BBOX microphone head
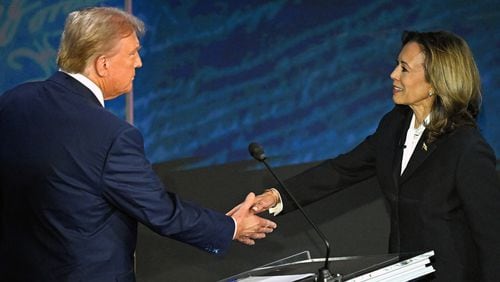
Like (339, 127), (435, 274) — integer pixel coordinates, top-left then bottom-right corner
(248, 142), (266, 161)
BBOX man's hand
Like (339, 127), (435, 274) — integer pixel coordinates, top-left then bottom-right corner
(227, 193), (277, 245)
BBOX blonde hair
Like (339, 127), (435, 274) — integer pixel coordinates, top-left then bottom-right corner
(402, 31), (482, 143)
(57, 7), (145, 73)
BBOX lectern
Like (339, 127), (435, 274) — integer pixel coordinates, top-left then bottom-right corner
(219, 250), (434, 282)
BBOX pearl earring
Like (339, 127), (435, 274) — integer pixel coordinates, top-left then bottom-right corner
(428, 90), (433, 97)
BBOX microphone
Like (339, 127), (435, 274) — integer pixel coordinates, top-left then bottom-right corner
(398, 136), (406, 149)
(248, 142), (342, 282)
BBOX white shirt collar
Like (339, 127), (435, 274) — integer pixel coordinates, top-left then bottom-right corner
(62, 71), (105, 107)
(410, 113), (429, 136)
(401, 113), (431, 175)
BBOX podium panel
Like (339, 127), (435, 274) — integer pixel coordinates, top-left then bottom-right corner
(219, 251), (434, 282)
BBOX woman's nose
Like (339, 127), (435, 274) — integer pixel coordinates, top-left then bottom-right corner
(390, 65), (399, 81)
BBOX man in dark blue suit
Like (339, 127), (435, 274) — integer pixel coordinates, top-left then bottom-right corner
(0, 7), (276, 281)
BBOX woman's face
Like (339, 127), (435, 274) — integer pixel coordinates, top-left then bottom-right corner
(390, 42), (433, 109)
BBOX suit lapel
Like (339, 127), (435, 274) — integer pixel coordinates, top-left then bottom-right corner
(391, 109), (412, 193)
(400, 130), (438, 184)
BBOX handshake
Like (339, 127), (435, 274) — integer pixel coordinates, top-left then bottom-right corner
(227, 189), (281, 245)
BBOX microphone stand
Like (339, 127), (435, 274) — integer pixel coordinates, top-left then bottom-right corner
(245, 141), (341, 281)
(260, 159), (342, 282)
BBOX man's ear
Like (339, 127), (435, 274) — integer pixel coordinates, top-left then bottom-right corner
(95, 55), (108, 77)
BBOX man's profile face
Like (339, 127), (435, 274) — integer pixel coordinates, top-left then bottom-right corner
(102, 32), (142, 100)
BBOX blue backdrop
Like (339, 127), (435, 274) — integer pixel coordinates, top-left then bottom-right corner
(1, 0), (499, 170)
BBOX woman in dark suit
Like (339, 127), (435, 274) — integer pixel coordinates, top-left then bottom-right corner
(252, 31), (500, 281)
